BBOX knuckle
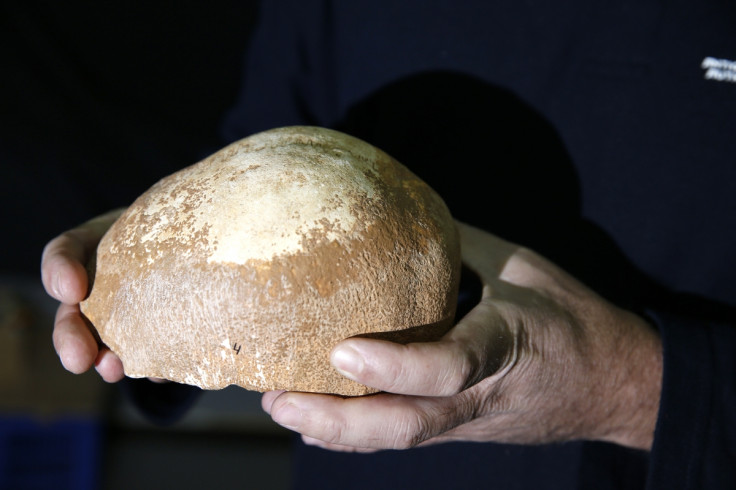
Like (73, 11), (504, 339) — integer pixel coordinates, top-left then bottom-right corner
(434, 369), (466, 396)
(453, 357), (477, 393)
(324, 418), (347, 445)
(369, 344), (421, 394)
(378, 357), (407, 393)
(435, 345), (478, 396)
(387, 343), (475, 397)
(393, 411), (434, 449)
(309, 410), (349, 446)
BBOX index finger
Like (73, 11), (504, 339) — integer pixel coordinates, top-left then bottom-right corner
(266, 389), (473, 450)
(455, 221), (518, 280)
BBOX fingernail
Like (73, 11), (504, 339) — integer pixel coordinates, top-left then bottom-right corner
(331, 345), (364, 380)
(54, 271), (64, 299)
(273, 403), (302, 430)
(58, 342), (70, 370)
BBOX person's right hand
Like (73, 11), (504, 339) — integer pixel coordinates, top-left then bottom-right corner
(41, 208), (127, 382)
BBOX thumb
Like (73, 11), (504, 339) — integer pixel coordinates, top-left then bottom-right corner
(331, 302), (517, 397)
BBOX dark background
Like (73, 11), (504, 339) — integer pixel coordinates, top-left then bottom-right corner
(1, 1), (258, 276)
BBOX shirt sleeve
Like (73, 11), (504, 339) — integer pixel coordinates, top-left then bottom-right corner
(646, 309), (736, 489)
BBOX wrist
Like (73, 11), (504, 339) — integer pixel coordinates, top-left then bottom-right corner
(594, 310), (663, 450)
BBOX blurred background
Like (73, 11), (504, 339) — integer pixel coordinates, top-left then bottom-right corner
(1, 2), (294, 488)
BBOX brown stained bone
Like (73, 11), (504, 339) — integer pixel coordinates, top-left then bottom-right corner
(80, 126), (460, 396)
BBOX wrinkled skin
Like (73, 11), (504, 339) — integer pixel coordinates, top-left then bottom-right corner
(41, 211), (662, 452)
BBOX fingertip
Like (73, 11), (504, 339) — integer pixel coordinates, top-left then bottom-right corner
(41, 230), (92, 304)
(95, 349), (125, 383)
(330, 343), (364, 381)
(261, 390), (287, 414)
(41, 253), (63, 301)
(333, 337), (425, 394)
(44, 254), (88, 304)
(271, 401), (303, 430)
(58, 260), (89, 304)
(332, 337), (473, 397)
(57, 335), (96, 374)
(53, 306), (98, 374)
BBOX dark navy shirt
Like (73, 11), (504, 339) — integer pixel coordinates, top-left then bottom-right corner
(133, 1), (736, 488)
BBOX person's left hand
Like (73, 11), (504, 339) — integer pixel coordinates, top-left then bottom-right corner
(41, 209), (127, 382)
(261, 221), (662, 452)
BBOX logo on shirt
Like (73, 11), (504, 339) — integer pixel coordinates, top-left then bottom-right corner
(702, 57), (736, 83)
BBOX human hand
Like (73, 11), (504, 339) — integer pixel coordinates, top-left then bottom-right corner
(262, 221), (662, 452)
(41, 208), (128, 382)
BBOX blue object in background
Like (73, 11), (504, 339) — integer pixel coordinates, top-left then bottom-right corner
(0, 416), (102, 490)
